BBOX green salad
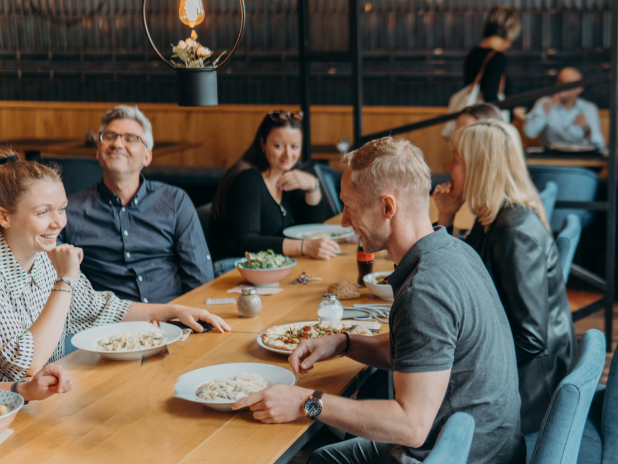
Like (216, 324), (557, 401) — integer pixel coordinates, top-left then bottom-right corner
(239, 250), (295, 269)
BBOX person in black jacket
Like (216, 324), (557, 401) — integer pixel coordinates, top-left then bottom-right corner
(208, 111), (339, 266)
(434, 120), (577, 435)
(464, 6), (521, 104)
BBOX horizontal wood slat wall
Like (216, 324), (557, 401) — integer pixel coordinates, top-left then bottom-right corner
(0, 102), (611, 173)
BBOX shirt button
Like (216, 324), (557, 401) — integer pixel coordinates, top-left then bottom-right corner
(207, 255), (211, 260)
(135, 199), (139, 205)
(109, 201), (112, 205)
(122, 207), (125, 212)
(138, 276), (143, 281)
(124, 230), (128, 236)
(143, 298), (149, 303)
(126, 252), (131, 258)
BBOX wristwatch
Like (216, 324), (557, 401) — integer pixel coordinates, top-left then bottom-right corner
(306, 179), (320, 194)
(303, 390), (324, 420)
(11, 379), (30, 404)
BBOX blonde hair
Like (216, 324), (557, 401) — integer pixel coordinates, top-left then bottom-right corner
(343, 137), (431, 213)
(450, 120), (549, 229)
(482, 6), (522, 41)
(0, 148), (62, 213)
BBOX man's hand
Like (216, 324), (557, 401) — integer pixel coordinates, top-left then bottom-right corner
(573, 113), (590, 134)
(19, 364), (73, 402)
(544, 96), (559, 114)
(513, 107), (527, 122)
(231, 384), (313, 423)
(289, 334), (347, 375)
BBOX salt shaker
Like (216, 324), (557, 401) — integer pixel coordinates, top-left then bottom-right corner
(317, 294), (344, 322)
(237, 288), (262, 318)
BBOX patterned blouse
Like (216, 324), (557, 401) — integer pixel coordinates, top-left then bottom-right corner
(0, 234), (134, 381)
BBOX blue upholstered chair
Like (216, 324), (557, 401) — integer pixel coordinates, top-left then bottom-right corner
(577, 341), (618, 464)
(539, 181), (559, 225)
(424, 412), (475, 464)
(38, 157), (103, 195)
(556, 214), (583, 282)
(528, 166), (598, 233)
(525, 329), (606, 464)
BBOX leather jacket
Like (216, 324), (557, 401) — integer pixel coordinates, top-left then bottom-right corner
(465, 204), (576, 435)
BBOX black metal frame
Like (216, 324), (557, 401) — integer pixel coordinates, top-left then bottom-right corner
(297, 0), (363, 162)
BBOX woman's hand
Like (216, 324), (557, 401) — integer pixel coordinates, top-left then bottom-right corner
(433, 181), (464, 223)
(277, 170), (318, 192)
(19, 363), (73, 401)
(47, 244), (83, 285)
(172, 305), (231, 333)
(302, 239), (340, 260)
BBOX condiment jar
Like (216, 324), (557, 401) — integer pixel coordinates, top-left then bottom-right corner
(317, 294), (344, 322)
(237, 288), (262, 318)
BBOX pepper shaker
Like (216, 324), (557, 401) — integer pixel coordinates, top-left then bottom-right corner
(237, 288), (262, 318)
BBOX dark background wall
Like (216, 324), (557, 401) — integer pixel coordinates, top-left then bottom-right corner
(0, 0), (612, 107)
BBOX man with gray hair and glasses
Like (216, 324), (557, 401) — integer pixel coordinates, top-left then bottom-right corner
(231, 137), (525, 464)
(59, 105), (214, 304)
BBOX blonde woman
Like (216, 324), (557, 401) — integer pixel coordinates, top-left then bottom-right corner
(434, 120), (576, 435)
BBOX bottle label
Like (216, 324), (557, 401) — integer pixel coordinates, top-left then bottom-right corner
(357, 251), (374, 262)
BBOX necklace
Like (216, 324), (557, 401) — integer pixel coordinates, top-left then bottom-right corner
(280, 205), (287, 216)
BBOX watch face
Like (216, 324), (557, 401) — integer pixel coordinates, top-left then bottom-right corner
(304, 398), (322, 417)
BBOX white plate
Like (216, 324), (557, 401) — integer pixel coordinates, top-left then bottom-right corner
(283, 224), (355, 241)
(71, 321), (183, 361)
(174, 363), (296, 411)
(363, 271), (395, 301)
(257, 320), (373, 355)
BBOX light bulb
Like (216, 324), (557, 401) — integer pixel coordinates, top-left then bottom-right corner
(179, 0), (205, 28)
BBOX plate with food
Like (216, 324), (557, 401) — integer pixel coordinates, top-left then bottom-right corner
(235, 250), (297, 287)
(258, 321), (373, 355)
(363, 271), (394, 300)
(0, 391), (24, 434)
(548, 142), (598, 153)
(174, 363), (297, 411)
(71, 321), (183, 361)
(283, 224), (355, 241)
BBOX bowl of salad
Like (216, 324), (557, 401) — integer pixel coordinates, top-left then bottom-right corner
(235, 250), (297, 287)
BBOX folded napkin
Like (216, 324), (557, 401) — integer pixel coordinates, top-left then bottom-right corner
(0, 429), (13, 445)
(227, 285), (284, 295)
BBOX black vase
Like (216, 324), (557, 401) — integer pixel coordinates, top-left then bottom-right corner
(176, 68), (218, 107)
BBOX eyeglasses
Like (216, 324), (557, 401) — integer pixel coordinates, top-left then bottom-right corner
(99, 131), (146, 146)
(269, 110), (304, 122)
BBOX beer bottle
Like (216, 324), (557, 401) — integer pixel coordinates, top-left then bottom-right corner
(357, 240), (374, 286)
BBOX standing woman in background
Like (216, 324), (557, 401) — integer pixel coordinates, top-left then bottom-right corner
(464, 6), (521, 104)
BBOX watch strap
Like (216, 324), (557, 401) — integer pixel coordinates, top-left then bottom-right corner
(306, 178), (320, 193)
(55, 277), (74, 292)
(11, 379), (30, 404)
(312, 390), (324, 400)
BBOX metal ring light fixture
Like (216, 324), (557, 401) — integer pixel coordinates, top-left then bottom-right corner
(142, 0), (246, 106)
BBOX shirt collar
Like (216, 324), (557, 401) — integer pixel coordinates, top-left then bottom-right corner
(0, 232), (47, 295)
(388, 226), (449, 296)
(98, 174), (148, 207)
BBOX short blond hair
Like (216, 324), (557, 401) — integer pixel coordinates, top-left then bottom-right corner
(450, 120), (549, 229)
(343, 137), (431, 213)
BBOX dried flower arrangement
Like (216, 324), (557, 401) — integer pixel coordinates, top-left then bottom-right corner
(171, 30), (226, 68)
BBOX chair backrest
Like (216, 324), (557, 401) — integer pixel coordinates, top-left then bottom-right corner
(38, 157), (103, 196)
(298, 161), (342, 219)
(601, 339), (618, 464)
(528, 166), (598, 233)
(555, 214), (582, 282)
(196, 202), (212, 239)
(530, 329), (606, 464)
(424, 412), (475, 464)
(539, 181), (559, 225)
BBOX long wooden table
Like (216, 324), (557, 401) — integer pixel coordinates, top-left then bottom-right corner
(0, 218), (394, 463)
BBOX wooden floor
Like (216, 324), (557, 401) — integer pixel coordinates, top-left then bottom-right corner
(291, 286), (615, 462)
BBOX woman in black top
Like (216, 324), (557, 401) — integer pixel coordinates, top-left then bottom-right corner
(209, 111), (339, 263)
(434, 120), (576, 435)
(464, 6), (521, 103)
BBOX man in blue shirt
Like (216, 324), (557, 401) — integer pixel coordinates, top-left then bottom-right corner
(514, 67), (605, 148)
(59, 105), (214, 304)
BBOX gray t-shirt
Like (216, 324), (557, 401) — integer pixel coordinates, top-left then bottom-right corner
(387, 227), (525, 464)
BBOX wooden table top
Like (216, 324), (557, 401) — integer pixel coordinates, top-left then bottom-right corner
(0, 217), (393, 464)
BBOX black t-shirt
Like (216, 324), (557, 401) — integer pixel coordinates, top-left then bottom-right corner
(208, 168), (324, 262)
(387, 227), (525, 464)
(463, 46), (507, 103)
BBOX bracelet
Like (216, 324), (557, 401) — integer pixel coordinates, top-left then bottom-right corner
(306, 179), (320, 194)
(51, 288), (72, 294)
(337, 332), (351, 357)
(55, 277), (74, 292)
(300, 240), (305, 256)
(11, 379), (30, 404)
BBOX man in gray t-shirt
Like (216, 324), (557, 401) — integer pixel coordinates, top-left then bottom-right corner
(231, 137), (525, 464)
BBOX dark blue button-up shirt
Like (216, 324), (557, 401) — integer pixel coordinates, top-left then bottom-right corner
(59, 176), (214, 304)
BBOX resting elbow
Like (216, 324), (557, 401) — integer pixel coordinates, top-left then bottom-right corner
(401, 426), (430, 449)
